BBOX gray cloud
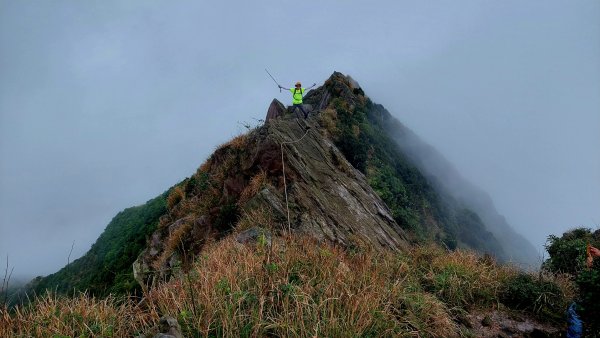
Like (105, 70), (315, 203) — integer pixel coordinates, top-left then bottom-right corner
(1, 0), (599, 278)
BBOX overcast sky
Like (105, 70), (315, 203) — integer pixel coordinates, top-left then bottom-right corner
(1, 1), (599, 279)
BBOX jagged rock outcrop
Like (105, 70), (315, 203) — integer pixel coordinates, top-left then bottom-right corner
(134, 105), (410, 286)
(265, 99), (285, 123)
(262, 116), (409, 250)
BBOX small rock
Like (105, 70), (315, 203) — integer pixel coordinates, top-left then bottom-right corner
(236, 227), (272, 246)
(153, 316), (183, 338)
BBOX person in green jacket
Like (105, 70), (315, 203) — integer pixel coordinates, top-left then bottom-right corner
(279, 81), (316, 119)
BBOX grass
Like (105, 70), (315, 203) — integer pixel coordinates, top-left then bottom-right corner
(166, 185), (185, 210)
(0, 233), (575, 337)
(234, 207), (276, 233)
(238, 170), (267, 206)
(216, 133), (249, 152)
(0, 292), (153, 337)
(416, 245), (510, 308)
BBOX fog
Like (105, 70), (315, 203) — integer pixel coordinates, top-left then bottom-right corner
(1, 1), (599, 279)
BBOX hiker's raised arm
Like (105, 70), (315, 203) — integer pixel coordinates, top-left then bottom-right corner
(279, 85), (290, 91)
(306, 83), (317, 90)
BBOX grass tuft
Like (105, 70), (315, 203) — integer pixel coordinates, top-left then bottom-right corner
(238, 170), (267, 206)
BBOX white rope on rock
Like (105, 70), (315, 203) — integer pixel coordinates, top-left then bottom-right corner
(280, 124), (311, 235)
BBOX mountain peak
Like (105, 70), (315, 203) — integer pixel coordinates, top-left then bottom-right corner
(32, 72), (539, 297)
(134, 99), (411, 285)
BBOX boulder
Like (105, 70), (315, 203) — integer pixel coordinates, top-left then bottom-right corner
(153, 316), (183, 338)
(286, 104), (313, 119)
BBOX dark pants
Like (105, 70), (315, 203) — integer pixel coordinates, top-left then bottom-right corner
(292, 104), (308, 119)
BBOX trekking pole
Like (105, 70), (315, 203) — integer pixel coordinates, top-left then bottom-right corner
(265, 68), (282, 92)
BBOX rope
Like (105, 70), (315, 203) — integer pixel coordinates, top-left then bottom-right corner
(280, 124), (311, 234)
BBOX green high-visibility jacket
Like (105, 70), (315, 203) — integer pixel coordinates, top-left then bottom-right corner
(290, 87), (305, 105)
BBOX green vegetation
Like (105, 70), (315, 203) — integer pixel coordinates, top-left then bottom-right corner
(314, 76), (505, 259)
(1, 234), (573, 337)
(500, 273), (569, 321)
(544, 227), (600, 335)
(31, 192), (169, 298)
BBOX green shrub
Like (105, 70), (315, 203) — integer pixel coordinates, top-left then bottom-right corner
(544, 227), (600, 334)
(500, 273), (567, 322)
(544, 228), (592, 274)
(32, 191), (169, 297)
(576, 268), (600, 328)
(417, 245), (506, 308)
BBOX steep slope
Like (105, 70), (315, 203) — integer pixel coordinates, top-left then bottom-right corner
(30, 192), (168, 297)
(301, 73), (537, 265)
(385, 121), (540, 266)
(303, 73), (506, 258)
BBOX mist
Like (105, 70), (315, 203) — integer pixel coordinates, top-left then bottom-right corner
(1, 1), (599, 280)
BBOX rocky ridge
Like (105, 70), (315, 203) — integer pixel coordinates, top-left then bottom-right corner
(134, 71), (538, 287)
(134, 101), (410, 286)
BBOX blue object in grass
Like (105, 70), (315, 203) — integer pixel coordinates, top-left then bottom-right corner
(566, 302), (583, 338)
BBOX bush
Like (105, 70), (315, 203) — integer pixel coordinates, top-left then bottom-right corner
(500, 273), (569, 322)
(544, 228), (592, 274)
(415, 245), (509, 308)
(544, 227), (600, 333)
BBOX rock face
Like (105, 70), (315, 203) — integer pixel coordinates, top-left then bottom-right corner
(262, 116), (409, 250)
(134, 104), (409, 286)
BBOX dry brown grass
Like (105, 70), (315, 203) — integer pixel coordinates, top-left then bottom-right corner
(543, 271), (577, 301)
(141, 236), (459, 337)
(237, 170), (267, 206)
(216, 133), (248, 152)
(154, 221), (193, 271)
(166, 185), (185, 210)
(319, 107), (338, 136)
(0, 237), (576, 337)
(234, 207), (275, 233)
(394, 291), (458, 336)
(197, 160), (211, 174)
(0, 292), (154, 337)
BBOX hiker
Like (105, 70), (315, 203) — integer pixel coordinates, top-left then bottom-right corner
(279, 81), (316, 119)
